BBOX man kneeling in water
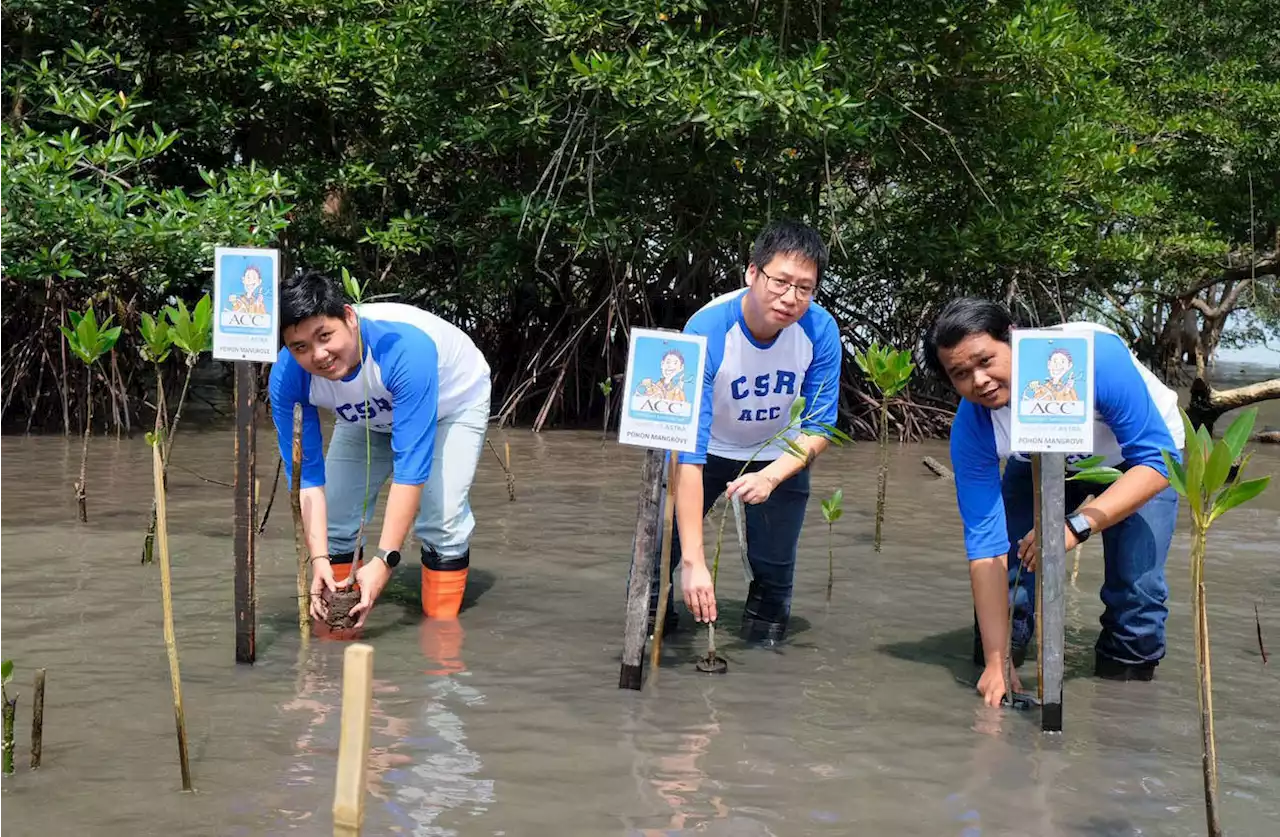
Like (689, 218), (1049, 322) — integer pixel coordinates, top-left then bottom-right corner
(269, 270), (492, 627)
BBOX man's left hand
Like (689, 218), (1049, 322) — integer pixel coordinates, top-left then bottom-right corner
(726, 472), (778, 505)
(1017, 526), (1080, 572)
(343, 558), (394, 629)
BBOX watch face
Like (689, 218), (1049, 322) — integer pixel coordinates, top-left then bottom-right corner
(385, 550), (401, 567)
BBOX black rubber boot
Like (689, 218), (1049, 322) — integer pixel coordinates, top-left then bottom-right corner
(420, 545), (470, 571)
(739, 581), (789, 645)
(972, 613), (1028, 668)
(1094, 652), (1157, 681)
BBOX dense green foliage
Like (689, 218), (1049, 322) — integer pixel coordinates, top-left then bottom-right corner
(3, 1), (1276, 435)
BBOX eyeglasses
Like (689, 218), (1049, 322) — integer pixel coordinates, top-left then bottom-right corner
(759, 268), (817, 301)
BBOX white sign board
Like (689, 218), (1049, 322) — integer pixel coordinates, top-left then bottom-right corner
(1009, 328), (1096, 454)
(617, 327), (708, 454)
(213, 246), (280, 362)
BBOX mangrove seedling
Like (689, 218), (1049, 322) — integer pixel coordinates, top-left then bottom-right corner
(853, 343), (915, 552)
(141, 295), (211, 563)
(2, 660), (15, 776)
(821, 489), (844, 601)
(1161, 406), (1271, 837)
(140, 310), (176, 563)
(699, 388), (852, 672)
(60, 305), (123, 522)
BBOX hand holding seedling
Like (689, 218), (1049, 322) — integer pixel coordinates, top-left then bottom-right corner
(343, 559), (393, 629)
(682, 560), (717, 623)
(725, 471), (778, 505)
(309, 558), (339, 621)
(977, 656), (1023, 707)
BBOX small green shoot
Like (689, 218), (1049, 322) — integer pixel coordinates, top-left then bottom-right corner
(60, 305), (123, 522)
(854, 342), (914, 552)
(821, 489), (844, 601)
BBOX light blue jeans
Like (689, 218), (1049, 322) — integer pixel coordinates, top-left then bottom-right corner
(324, 396), (490, 559)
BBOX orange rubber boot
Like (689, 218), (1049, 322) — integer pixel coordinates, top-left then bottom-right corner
(421, 547), (469, 619)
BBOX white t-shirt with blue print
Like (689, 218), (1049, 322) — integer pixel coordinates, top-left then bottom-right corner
(268, 302), (491, 490)
(681, 288), (843, 465)
(949, 321), (1184, 561)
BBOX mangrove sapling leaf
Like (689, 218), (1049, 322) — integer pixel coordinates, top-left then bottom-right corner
(60, 305), (123, 522)
(821, 489), (844, 601)
(1158, 406), (1271, 837)
(854, 342), (915, 553)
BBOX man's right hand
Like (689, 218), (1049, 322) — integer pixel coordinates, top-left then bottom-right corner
(309, 558), (337, 621)
(681, 558), (717, 623)
(977, 659), (1023, 707)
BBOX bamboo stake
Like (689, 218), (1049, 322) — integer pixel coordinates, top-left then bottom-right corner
(152, 436), (193, 791)
(30, 669), (45, 769)
(1190, 529), (1222, 836)
(649, 453), (678, 670)
(291, 404), (310, 638)
(333, 643), (375, 837)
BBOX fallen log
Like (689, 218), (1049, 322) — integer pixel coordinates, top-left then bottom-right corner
(922, 456), (954, 480)
(1253, 431), (1280, 444)
(1187, 377), (1280, 435)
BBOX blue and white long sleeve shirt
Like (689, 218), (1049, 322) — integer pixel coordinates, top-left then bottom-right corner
(268, 302), (491, 490)
(681, 289), (843, 465)
(950, 322), (1184, 561)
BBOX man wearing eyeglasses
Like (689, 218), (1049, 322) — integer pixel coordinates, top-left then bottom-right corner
(652, 218), (843, 645)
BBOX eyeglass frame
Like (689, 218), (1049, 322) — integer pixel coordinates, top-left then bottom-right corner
(756, 266), (818, 301)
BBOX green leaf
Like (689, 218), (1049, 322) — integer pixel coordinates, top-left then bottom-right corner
(1203, 439), (1234, 495)
(1222, 407), (1258, 462)
(1209, 476), (1270, 523)
(1163, 451), (1187, 498)
(781, 436), (809, 461)
(1, 659), (12, 684)
(1067, 466), (1122, 485)
(788, 397), (806, 424)
(817, 422), (854, 445)
(1071, 455), (1107, 470)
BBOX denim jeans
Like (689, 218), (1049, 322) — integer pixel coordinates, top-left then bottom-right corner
(324, 395), (490, 559)
(648, 453), (812, 627)
(1001, 457), (1179, 665)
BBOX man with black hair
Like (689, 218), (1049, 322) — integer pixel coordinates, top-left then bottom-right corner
(923, 297), (1184, 706)
(655, 218), (844, 644)
(269, 270), (491, 628)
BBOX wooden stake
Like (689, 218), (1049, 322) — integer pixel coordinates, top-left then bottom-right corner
(153, 438), (193, 790)
(30, 669), (45, 770)
(649, 453), (678, 671)
(291, 404), (310, 638)
(233, 362), (258, 664)
(619, 449), (665, 690)
(333, 643), (375, 837)
(1037, 452), (1067, 732)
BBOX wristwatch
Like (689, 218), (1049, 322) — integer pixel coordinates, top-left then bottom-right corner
(1066, 512), (1093, 543)
(372, 547), (401, 568)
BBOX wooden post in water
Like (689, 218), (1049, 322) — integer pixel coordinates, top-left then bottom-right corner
(619, 449), (665, 690)
(333, 643), (375, 837)
(234, 361), (258, 664)
(1037, 452), (1067, 732)
(30, 668), (45, 770)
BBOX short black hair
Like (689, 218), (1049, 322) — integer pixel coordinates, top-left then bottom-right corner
(280, 269), (350, 332)
(750, 218), (828, 282)
(923, 297), (1014, 378)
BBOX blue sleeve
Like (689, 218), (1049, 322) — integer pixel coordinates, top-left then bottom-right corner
(681, 307), (727, 466)
(1094, 332), (1180, 475)
(269, 351), (326, 489)
(799, 312), (842, 432)
(373, 328), (439, 485)
(950, 401), (1009, 561)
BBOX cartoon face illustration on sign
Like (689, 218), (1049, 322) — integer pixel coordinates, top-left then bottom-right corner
(1022, 347), (1080, 403)
(636, 349), (689, 403)
(231, 266), (268, 315)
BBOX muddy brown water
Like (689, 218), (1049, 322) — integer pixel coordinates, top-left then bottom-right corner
(3, 396), (1279, 836)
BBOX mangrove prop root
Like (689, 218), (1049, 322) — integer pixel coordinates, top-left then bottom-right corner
(30, 668), (45, 770)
